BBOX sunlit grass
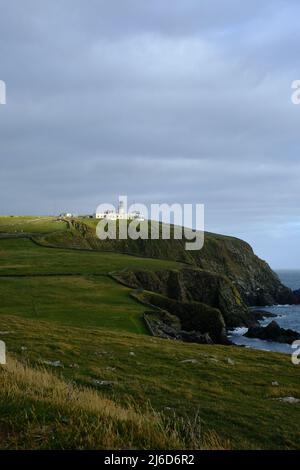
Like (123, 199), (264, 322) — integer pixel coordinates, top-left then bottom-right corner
(0, 356), (228, 450)
(1, 314), (300, 450)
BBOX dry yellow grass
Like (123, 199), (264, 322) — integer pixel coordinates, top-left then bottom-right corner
(0, 356), (229, 450)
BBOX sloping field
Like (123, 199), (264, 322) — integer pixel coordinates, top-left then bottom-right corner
(1, 314), (300, 450)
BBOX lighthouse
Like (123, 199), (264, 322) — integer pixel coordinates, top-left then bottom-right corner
(95, 196), (145, 221)
(118, 199), (125, 216)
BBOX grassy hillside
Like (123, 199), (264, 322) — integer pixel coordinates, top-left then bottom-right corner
(0, 237), (182, 334)
(0, 238), (181, 276)
(0, 276), (149, 333)
(1, 356), (226, 450)
(1, 314), (300, 450)
(0, 216), (299, 449)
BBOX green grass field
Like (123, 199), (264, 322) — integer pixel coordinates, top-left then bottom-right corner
(0, 216), (300, 450)
(0, 216), (68, 233)
(0, 276), (148, 333)
(0, 234), (181, 335)
(0, 238), (181, 275)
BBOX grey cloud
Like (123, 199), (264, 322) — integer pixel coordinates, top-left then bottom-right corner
(0, 0), (300, 267)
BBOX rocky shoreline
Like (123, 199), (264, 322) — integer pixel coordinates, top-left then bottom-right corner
(244, 320), (300, 344)
(113, 268), (300, 346)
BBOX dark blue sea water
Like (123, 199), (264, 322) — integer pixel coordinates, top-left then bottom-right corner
(229, 270), (300, 354)
(276, 269), (300, 291)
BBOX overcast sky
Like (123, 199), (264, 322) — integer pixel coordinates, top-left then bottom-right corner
(0, 0), (300, 268)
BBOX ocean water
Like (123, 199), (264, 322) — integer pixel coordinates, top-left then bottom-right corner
(276, 269), (300, 291)
(229, 270), (300, 354)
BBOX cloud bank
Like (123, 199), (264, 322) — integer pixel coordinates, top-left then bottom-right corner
(0, 0), (300, 267)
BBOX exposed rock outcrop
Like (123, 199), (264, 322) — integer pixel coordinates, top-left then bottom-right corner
(244, 321), (300, 344)
(114, 268), (249, 328)
(142, 291), (227, 342)
(293, 289), (300, 304)
(144, 310), (215, 345)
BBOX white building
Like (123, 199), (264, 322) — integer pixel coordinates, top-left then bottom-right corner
(95, 199), (144, 221)
(59, 212), (73, 218)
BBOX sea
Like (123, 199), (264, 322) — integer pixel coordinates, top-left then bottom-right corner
(228, 270), (300, 354)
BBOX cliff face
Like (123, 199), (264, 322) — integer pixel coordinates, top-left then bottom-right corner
(133, 290), (228, 344)
(191, 233), (294, 306)
(113, 268), (249, 328)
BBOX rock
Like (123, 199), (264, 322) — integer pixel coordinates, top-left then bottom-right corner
(144, 310), (226, 345)
(244, 321), (300, 344)
(275, 396), (300, 404)
(272, 381), (279, 386)
(42, 360), (63, 368)
(118, 268), (249, 329)
(142, 295), (230, 345)
(129, 351), (135, 356)
(251, 309), (277, 321)
(180, 359), (198, 364)
(179, 330), (213, 344)
(293, 289), (300, 304)
(92, 379), (116, 387)
(210, 358), (219, 363)
(227, 358), (235, 365)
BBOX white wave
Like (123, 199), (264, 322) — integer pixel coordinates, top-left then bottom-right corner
(228, 327), (248, 336)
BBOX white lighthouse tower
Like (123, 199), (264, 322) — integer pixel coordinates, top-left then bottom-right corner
(95, 196), (145, 221)
(118, 199), (126, 217)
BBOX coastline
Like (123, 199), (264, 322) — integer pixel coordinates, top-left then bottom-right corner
(229, 304), (300, 354)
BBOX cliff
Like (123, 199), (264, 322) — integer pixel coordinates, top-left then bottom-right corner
(37, 219), (294, 307)
(112, 268), (249, 328)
